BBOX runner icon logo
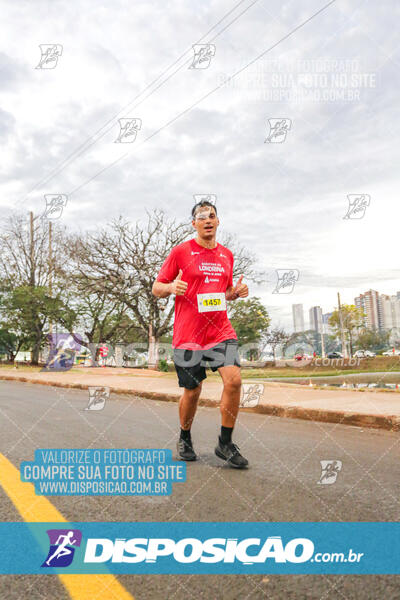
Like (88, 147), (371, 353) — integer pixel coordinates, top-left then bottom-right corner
(85, 387), (110, 411)
(41, 194), (68, 220)
(35, 44), (63, 69)
(42, 333), (82, 372)
(189, 45), (216, 69)
(265, 118), (292, 143)
(114, 118), (142, 143)
(192, 193), (217, 208)
(283, 341), (314, 368)
(42, 529), (82, 567)
(273, 269), (299, 294)
(240, 383), (264, 407)
(343, 194), (370, 219)
(318, 460), (342, 485)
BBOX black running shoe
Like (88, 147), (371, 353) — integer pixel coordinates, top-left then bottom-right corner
(176, 437), (197, 461)
(215, 436), (249, 469)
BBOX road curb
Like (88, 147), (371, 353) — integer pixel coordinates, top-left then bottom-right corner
(2, 374), (400, 432)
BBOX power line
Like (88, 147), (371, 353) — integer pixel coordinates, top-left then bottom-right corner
(17, 0), (259, 204)
(68, 0), (337, 197)
(22, 0), (262, 202)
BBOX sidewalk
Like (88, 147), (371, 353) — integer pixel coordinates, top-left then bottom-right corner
(1, 367), (400, 431)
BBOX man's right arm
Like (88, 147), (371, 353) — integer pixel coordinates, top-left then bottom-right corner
(152, 281), (173, 298)
(152, 269), (188, 298)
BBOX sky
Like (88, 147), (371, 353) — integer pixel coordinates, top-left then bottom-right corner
(1, 0), (399, 330)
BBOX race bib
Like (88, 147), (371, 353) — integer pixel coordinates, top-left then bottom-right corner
(197, 293), (227, 313)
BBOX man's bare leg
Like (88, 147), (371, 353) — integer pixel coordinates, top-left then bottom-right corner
(176, 383), (202, 461)
(179, 383), (202, 430)
(218, 365), (241, 426)
(215, 365), (248, 468)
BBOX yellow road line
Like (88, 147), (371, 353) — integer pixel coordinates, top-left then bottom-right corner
(0, 453), (135, 600)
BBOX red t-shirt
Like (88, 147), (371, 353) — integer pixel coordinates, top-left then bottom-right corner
(156, 239), (237, 349)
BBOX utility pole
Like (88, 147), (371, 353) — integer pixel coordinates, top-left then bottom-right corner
(29, 211), (35, 287)
(321, 323), (326, 358)
(29, 211), (37, 364)
(148, 321), (160, 370)
(148, 322), (155, 369)
(337, 292), (347, 358)
(48, 221), (53, 335)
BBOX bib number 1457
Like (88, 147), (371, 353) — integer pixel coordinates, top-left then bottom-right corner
(197, 293), (227, 313)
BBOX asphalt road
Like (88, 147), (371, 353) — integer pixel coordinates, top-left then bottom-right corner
(0, 380), (400, 599)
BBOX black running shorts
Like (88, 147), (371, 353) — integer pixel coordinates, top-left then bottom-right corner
(173, 338), (241, 389)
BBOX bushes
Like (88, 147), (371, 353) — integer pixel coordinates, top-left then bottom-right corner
(158, 359), (169, 372)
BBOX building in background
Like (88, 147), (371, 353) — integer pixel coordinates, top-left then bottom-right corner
(354, 289), (400, 332)
(380, 294), (394, 330)
(391, 295), (400, 330)
(292, 304), (305, 332)
(287, 290), (400, 337)
(322, 312), (333, 333)
(309, 306), (323, 333)
(355, 290), (381, 329)
(378, 293), (400, 342)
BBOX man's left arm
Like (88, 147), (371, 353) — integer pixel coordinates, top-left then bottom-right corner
(226, 274), (248, 301)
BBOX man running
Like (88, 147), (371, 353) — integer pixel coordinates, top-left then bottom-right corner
(152, 200), (249, 468)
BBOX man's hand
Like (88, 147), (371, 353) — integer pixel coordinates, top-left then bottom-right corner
(169, 269), (188, 296)
(232, 274), (248, 299)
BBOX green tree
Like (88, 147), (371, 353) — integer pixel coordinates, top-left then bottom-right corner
(1, 285), (76, 363)
(229, 297), (270, 359)
(263, 326), (290, 360)
(283, 331), (315, 359)
(0, 214), (72, 364)
(329, 304), (365, 356)
(0, 327), (22, 362)
(356, 328), (390, 353)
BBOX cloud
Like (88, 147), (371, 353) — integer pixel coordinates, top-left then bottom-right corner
(1, 0), (399, 328)
(0, 107), (15, 141)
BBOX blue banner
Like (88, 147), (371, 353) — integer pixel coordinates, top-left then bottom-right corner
(0, 522), (399, 574)
(20, 449), (185, 496)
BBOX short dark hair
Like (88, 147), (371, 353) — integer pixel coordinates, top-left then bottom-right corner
(191, 200), (217, 219)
